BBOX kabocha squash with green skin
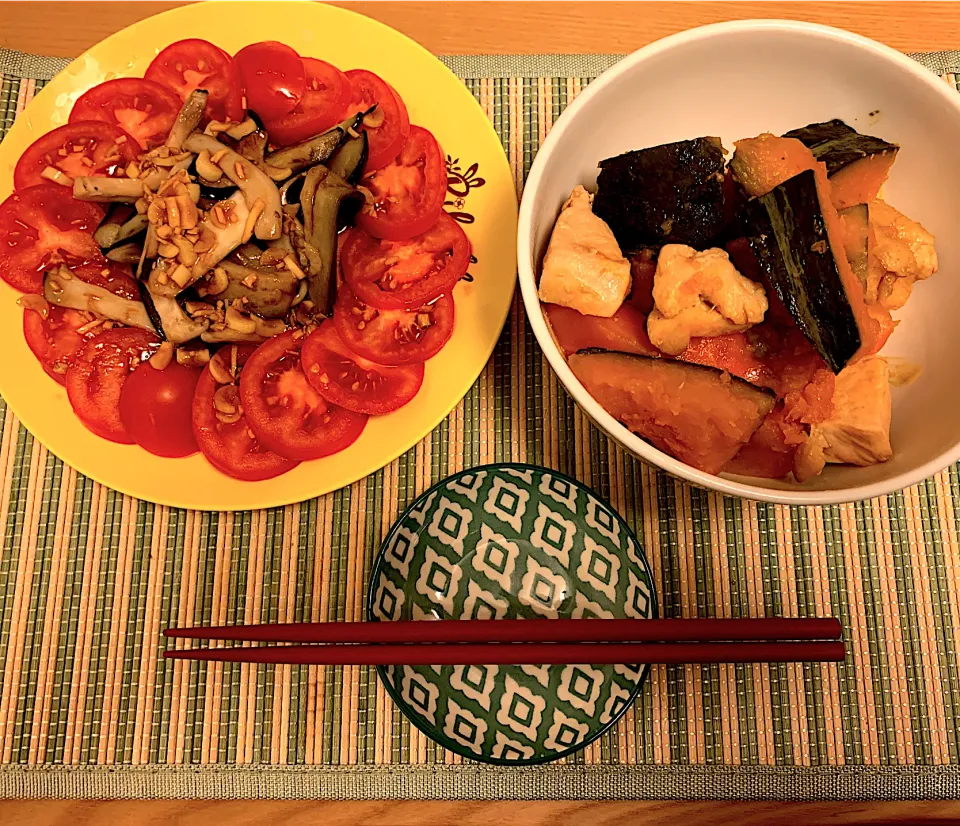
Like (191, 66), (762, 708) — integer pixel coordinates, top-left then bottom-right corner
(783, 119), (899, 210)
(567, 349), (776, 475)
(738, 169), (863, 373)
(839, 204), (871, 290)
(593, 137), (726, 252)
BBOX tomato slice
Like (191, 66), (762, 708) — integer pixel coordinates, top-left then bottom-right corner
(193, 344), (299, 481)
(23, 304), (99, 385)
(343, 69), (410, 171)
(0, 184), (104, 293)
(354, 126), (446, 240)
(13, 121), (138, 191)
(234, 41), (305, 122)
(341, 211), (470, 309)
(238, 330), (367, 460)
(70, 78), (183, 150)
(301, 321), (424, 415)
(65, 327), (160, 444)
(119, 360), (201, 458)
(145, 38), (244, 123)
(264, 58), (350, 146)
(333, 284), (454, 366)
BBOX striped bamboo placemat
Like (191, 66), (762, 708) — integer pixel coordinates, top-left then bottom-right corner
(0, 48), (959, 801)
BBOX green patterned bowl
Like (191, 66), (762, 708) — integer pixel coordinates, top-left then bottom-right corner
(366, 463), (658, 765)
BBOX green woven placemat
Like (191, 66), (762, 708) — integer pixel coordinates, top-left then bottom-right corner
(0, 48), (959, 801)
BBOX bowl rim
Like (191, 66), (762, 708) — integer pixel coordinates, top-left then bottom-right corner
(517, 18), (960, 506)
(365, 461), (660, 766)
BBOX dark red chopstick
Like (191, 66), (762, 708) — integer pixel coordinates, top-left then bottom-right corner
(164, 640), (846, 665)
(163, 617), (842, 645)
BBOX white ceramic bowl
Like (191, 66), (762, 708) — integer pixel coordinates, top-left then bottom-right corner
(518, 20), (960, 505)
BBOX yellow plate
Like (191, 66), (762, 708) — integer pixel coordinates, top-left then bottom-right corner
(0, 1), (518, 511)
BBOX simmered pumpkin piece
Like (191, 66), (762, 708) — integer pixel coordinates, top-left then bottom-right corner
(594, 137), (726, 251)
(568, 350), (775, 474)
(544, 302), (657, 358)
(783, 119), (899, 210)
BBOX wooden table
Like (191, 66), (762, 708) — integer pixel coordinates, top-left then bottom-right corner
(0, 2), (958, 824)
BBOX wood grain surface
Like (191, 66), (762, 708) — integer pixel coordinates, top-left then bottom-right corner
(1, 1), (960, 57)
(2, 800), (960, 825)
(1, 2), (959, 824)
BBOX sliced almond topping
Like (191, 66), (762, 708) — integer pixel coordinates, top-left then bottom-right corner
(149, 341), (174, 370)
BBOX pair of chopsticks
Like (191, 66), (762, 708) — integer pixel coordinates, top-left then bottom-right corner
(164, 617), (845, 664)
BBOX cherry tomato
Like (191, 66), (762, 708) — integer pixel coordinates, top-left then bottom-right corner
(0, 184), (104, 293)
(343, 69), (410, 171)
(145, 39), (244, 123)
(192, 345), (299, 481)
(264, 58), (350, 146)
(65, 327), (160, 444)
(23, 304), (99, 385)
(301, 321), (424, 415)
(70, 78), (183, 150)
(333, 284), (455, 366)
(13, 121), (138, 191)
(234, 41), (306, 122)
(354, 126), (446, 240)
(341, 212), (470, 310)
(239, 330), (367, 460)
(119, 361), (202, 458)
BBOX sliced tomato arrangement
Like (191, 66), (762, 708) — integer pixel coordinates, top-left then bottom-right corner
(265, 58), (351, 147)
(355, 126), (446, 240)
(343, 69), (410, 171)
(0, 184), (104, 293)
(70, 78), (183, 150)
(145, 38), (244, 123)
(13, 121), (138, 191)
(334, 285), (454, 366)
(65, 327), (160, 443)
(302, 322), (424, 415)
(234, 41), (306, 121)
(23, 304), (100, 384)
(119, 361), (202, 457)
(193, 345), (300, 481)
(238, 330), (368, 460)
(342, 211), (470, 309)
(6, 38), (467, 483)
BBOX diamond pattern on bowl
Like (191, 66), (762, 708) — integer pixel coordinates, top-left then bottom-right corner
(368, 463), (657, 765)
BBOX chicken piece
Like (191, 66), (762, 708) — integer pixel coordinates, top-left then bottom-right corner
(646, 244), (768, 356)
(537, 185), (632, 318)
(811, 356), (892, 466)
(867, 200), (938, 312)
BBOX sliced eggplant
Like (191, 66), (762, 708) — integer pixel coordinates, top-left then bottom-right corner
(105, 242), (144, 266)
(236, 111), (268, 165)
(200, 329), (267, 344)
(94, 205), (135, 248)
(263, 112), (363, 177)
(138, 281), (208, 344)
(113, 213), (149, 248)
(183, 132), (282, 240)
(73, 176), (144, 203)
(209, 260), (300, 318)
(166, 90), (208, 151)
(299, 164), (363, 315)
(279, 171), (307, 208)
(43, 266), (155, 332)
(327, 129), (368, 185)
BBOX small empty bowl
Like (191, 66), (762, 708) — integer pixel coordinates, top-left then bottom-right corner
(367, 463), (657, 765)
